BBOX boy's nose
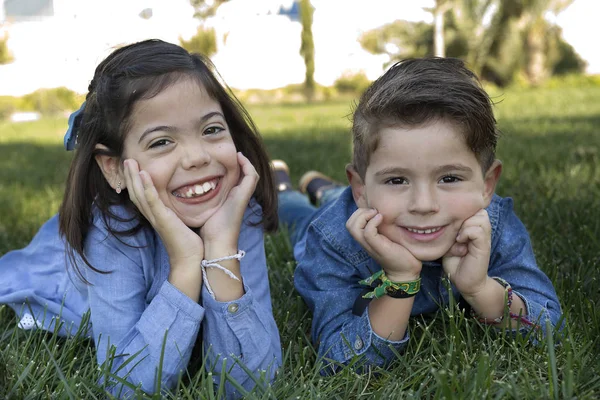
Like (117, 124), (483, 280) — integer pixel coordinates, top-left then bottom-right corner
(408, 186), (439, 214)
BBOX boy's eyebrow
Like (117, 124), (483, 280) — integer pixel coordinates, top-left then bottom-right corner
(374, 167), (410, 177)
(138, 111), (225, 143)
(374, 164), (473, 177)
(432, 164), (474, 174)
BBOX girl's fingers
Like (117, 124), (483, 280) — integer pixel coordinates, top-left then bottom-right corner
(235, 152), (259, 199)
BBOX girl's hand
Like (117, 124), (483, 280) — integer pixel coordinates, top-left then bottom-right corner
(123, 159), (204, 267)
(442, 209), (491, 297)
(200, 152), (259, 251)
(346, 208), (422, 281)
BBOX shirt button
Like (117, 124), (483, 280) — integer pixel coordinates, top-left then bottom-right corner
(354, 337), (364, 350)
(227, 303), (239, 314)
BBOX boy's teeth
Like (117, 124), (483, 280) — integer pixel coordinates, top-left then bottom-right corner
(407, 227), (441, 234)
(194, 184), (205, 195)
(202, 182), (211, 192)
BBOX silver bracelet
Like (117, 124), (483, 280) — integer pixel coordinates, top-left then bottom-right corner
(201, 250), (245, 297)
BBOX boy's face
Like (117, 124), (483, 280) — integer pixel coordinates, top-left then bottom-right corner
(348, 120), (501, 262)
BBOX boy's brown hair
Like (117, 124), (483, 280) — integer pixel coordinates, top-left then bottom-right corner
(351, 57), (499, 179)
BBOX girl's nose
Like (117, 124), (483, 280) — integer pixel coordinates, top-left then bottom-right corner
(181, 140), (211, 169)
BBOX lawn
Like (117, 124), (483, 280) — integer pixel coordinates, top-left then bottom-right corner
(1, 85), (600, 398)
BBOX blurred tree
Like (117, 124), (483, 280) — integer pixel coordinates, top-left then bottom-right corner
(359, 0), (584, 86)
(189, 0), (229, 20)
(184, 0), (230, 58)
(0, 31), (13, 64)
(179, 26), (217, 57)
(299, 0), (315, 102)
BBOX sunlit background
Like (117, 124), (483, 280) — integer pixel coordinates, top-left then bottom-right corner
(0, 0), (598, 97)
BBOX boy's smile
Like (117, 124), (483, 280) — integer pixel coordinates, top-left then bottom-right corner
(350, 119), (500, 261)
(122, 77), (240, 228)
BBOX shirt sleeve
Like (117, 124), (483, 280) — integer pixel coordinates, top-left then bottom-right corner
(84, 226), (205, 397)
(294, 223), (408, 373)
(200, 217), (282, 397)
(488, 197), (563, 338)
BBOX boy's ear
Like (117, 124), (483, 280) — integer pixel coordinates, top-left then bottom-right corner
(482, 159), (502, 206)
(346, 164), (368, 208)
(94, 144), (125, 192)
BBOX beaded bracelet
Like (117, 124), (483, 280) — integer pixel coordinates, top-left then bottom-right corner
(471, 276), (538, 328)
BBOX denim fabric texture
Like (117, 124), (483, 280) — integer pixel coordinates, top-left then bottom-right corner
(280, 186), (562, 370)
(0, 199), (281, 398)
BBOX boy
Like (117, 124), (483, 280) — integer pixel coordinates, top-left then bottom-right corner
(273, 57), (562, 370)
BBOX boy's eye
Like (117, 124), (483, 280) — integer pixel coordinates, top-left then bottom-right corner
(439, 175), (461, 184)
(149, 139), (171, 148)
(204, 126), (225, 135)
(385, 177), (408, 185)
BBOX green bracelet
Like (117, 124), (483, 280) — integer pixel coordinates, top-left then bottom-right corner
(359, 270), (421, 299)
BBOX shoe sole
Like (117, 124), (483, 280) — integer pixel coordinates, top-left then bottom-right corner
(299, 171), (337, 194)
(272, 159), (290, 174)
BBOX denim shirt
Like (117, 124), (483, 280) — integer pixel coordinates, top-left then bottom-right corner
(293, 187), (562, 368)
(0, 200), (281, 398)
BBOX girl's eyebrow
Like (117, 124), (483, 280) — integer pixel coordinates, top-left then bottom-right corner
(137, 111), (225, 143)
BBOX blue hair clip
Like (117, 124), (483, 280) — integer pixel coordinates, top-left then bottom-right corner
(64, 101), (86, 151)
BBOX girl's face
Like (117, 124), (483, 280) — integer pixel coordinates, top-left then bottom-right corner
(122, 78), (240, 228)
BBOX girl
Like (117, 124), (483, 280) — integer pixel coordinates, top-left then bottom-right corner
(0, 39), (281, 397)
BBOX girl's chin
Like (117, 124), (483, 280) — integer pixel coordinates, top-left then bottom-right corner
(178, 208), (219, 229)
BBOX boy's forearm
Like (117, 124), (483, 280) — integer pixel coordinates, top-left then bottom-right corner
(462, 277), (527, 328)
(368, 295), (415, 341)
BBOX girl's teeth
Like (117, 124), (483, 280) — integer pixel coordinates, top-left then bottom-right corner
(176, 180), (217, 198)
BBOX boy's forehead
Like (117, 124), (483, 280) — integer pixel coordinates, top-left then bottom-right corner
(369, 121), (480, 167)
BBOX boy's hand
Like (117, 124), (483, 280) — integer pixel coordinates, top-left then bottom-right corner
(123, 159), (204, 268)
(346, 208), (422, 281)
(442, 209), (491, 297)
(200, 152), (258, 252)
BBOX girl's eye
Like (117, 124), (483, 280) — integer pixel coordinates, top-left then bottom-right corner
(149, 139), (171, 149)
(204, 126), (225, 136)
(440, 175), (461, 184)
(386, 177), (408, 185)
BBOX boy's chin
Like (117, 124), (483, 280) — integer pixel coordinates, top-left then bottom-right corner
(407, 245), (453, 263)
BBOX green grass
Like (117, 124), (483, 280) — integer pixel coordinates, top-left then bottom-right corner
(1, 87), (600, 398)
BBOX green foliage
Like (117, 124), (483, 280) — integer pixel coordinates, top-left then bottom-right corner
(0, 96), (19, 120)
(299, 0), (315, 102)
(20, 87), (79, 116)
(333, 71), (371, 95)
(179, 25), (217, 58)
(2, 86), (600, 397)
(359, 20), (433, 62)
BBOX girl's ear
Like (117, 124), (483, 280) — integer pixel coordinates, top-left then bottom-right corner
(94, 144), (125, 192)
(346, 164), (368, 208)
(483, 159), (502, 206)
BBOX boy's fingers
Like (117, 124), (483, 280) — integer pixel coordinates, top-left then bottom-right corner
(446, 242), (468, 257)
(346, 208), (377, 231)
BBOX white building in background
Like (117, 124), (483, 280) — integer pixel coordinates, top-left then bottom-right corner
(0, 0), (598, 96)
